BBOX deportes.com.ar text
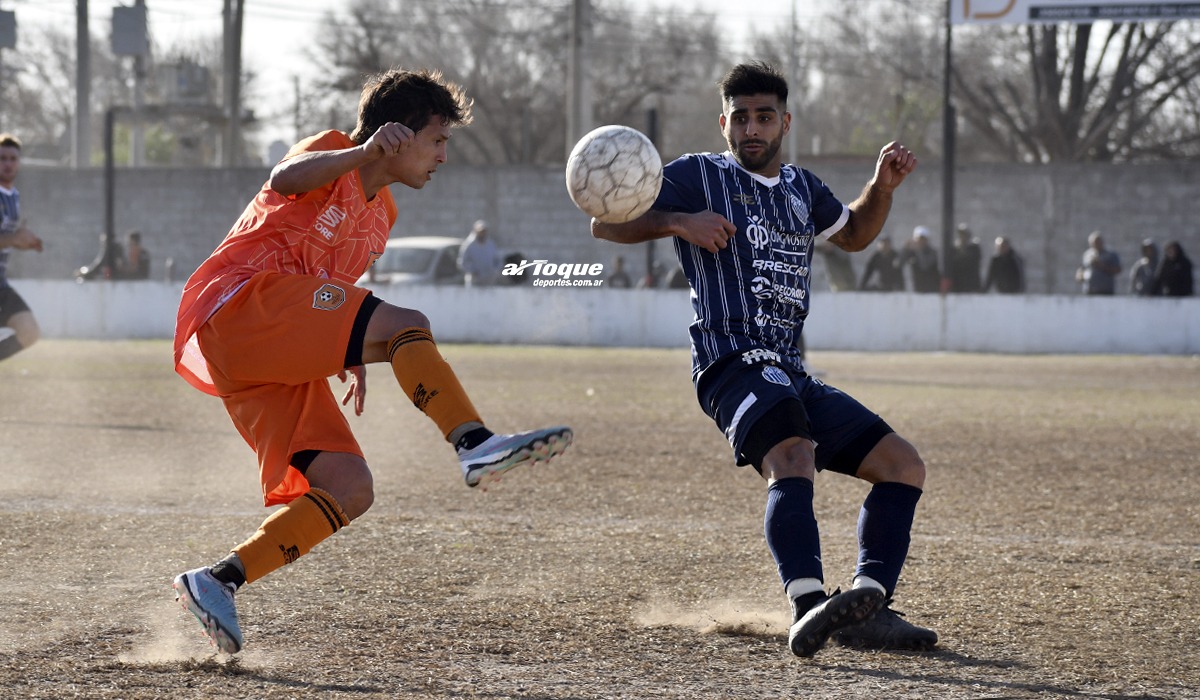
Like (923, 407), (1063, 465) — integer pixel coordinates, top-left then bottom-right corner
(532, 278), (606, 287)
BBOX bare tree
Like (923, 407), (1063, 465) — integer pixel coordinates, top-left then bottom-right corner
(954, 21), (1200, 162)
(307, 0), (729, 165)
(1, 24), (125, 163)
(775, 0), (1200, 163)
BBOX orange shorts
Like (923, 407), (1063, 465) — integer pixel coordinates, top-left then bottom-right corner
(198, 271), (374, 507)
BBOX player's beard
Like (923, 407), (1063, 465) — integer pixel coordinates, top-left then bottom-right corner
(729, 132), (783, 173)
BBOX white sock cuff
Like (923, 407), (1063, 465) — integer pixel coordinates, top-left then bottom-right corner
(852, 575), (887, 595)
(785, 577), (825, 600)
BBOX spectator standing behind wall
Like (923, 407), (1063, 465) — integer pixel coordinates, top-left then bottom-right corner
(117, 230), (151, 280)
(982, 237), (1025, 294)
(605, 254), (632, 288)
(901, 226), (940, 293)
(1076, 230), (1121, 295)
(815, 239), (856, 291)
(457, 219), (503, 286)
(1151, 241), (1194, 297)
(947, 223), (982, 293)
(1129, 238), (1158, 296)
(859, 235), (904, 291)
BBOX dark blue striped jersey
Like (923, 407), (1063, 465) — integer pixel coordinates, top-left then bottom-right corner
(653, 152), (849, 378)
(0, 185), (19, 288)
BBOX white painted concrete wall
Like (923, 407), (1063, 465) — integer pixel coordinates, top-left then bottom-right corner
(14, 280), (1200, 355)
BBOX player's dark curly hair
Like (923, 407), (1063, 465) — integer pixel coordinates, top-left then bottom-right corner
(718, 61), (788, 109)
(350, 68), (474, 144)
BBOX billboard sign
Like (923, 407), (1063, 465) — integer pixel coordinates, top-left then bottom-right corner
(951, 0), (1200, 24)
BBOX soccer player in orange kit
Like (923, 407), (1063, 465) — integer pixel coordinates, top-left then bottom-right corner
(172, 68), (571, 654)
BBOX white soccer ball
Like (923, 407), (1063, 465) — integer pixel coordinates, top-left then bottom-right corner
(565, 125), (663, 224)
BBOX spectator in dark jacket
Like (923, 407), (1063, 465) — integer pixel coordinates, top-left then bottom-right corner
(859, 236), (905, 291)
(947, 223), (982, 293)
(982, 237), (1025, 294)
(1151, 241), (1193, 297)
(901, 226), (941, 293)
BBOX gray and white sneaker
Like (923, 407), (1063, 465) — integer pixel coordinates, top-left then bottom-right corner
(833, 600), (938, 651)
(458, 426), (573, 489)
(173, 567), (244, 654)
(788, 587), (884, 657)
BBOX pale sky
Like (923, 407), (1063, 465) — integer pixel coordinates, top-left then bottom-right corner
(10, 0), (805, 151)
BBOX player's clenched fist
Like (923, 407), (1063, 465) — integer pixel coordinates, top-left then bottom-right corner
(365, 122), (415, 158)
(872, 141), (917, 193)
(680, 210), (738, 254)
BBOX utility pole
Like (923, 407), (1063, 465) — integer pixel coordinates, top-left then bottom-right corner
(787, 0), (798, 164)
(131, 0), (146, 166)
(0, 4), (14, 118)
(74, 0), (91, 168)
(940, 0), (956, 293)
(222, 0), (244, 166)
(565, 0), (593, 157)
(113, 0), (149, 166)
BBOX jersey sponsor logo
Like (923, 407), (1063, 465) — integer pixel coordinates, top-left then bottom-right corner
(744, 215), (772, 249)
(772, 283), (808, 306)
(313, 283), (346, 310)
(773, 231), (812, 250)
(750, 276), (774, 300)
(740, 348), (782, 365)
(754, 309), (799, 330)
(752, 259), (810, 277)
(762, 365), (792, 387)
(751, 277), (804, 306)
(314, 204), (348, 241)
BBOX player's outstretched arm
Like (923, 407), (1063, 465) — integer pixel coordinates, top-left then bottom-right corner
(833, 141), (917, 252)
(592, 210), (735, 254)
(0, 226), (43, 252)
(269, 122), (415, 197)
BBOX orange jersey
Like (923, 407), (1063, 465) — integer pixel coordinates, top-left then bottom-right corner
(174, 130), (397, 394)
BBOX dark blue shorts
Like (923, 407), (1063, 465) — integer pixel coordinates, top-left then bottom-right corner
(0, 286), (31, 326)
(696, 349), (892, 475)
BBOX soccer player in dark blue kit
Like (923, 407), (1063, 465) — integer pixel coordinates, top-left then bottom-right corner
(592, 62), (936, 657)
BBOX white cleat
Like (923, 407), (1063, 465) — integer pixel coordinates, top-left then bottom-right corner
(173, 567), (244, 654)
(458, 426), (573, 489)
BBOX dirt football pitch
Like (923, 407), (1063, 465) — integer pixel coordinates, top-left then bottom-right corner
(1, 340), (1197, 699)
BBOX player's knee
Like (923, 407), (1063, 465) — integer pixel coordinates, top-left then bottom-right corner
(12, 313), (38, 348)
(19, 324), (39, 348)
(372, 303), (430, 335)
(860, 437), (925, 488)
(305, 454), (375, 520)
(343, 481), (375, 520)
(760, 438), (816, 481)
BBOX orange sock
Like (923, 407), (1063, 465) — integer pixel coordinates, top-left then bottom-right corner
(387, 327), (483, 440)
(233, 488), (349, 584)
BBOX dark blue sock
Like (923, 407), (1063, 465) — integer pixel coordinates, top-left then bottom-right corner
(855, 482), (923, 596)
(764, 477), (823, 589)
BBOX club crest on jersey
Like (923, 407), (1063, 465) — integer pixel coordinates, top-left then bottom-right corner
(789, 193), (810, 226)
(762, 365), (791, 387)
(313, 283), (346, 311)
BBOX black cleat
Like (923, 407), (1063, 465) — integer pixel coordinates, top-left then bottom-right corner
(833, 600), (938, 651)
(788, 587), (885, 658)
